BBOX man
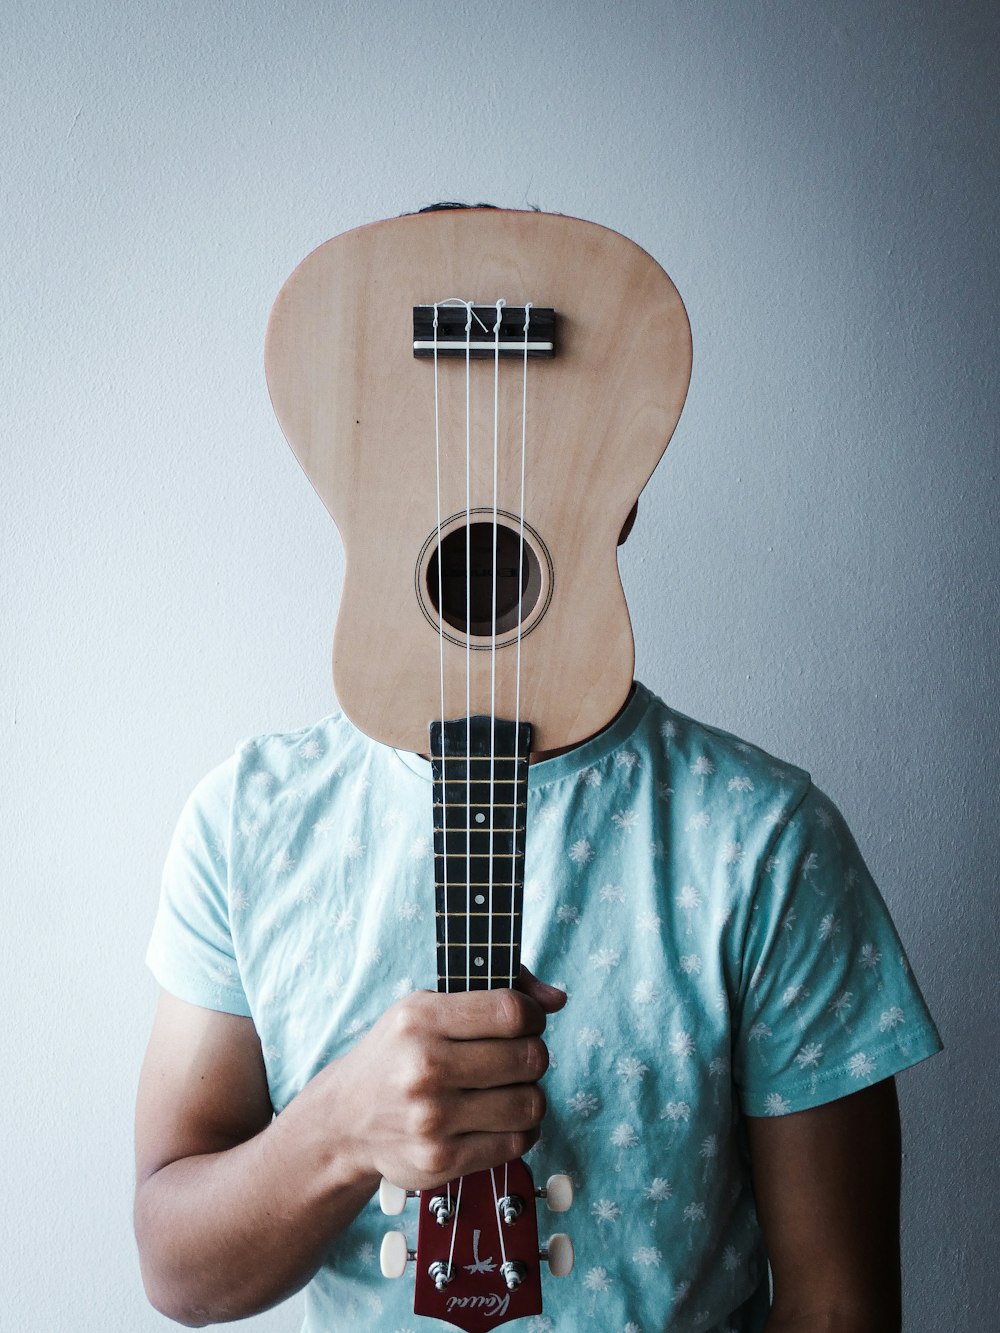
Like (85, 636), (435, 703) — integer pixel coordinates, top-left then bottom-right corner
(136, 206), (940, 1331)
(136, 670), (940, 1332)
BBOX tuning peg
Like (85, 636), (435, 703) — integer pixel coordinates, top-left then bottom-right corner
(378, 1178), (414, 1215)
(541, 1173), (574, 1212)
(542, 1232), (574, 1277)
(379, 1231), (414, 1279)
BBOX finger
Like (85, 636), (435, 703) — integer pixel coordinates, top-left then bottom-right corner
(450, 1084), (547, 1137)
(517, 965), (567, 1013)
(441, 1035), (549, 1091)
(425, 987), (548, 1040)
(443, 1127), (542, 1180)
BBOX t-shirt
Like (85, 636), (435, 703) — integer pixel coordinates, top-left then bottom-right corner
(147, 682), (942, 1333)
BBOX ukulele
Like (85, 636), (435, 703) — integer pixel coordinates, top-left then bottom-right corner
(264, 207), (692, 1330)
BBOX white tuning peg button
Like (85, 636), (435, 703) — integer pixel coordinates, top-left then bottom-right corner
(379, 1231), (411, 1279)
(379, 1178), (408, 1216)
(545, 1173), (574, 1212)
(544, 1233), (574, 1278)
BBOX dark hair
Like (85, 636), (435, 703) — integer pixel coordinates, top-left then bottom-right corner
(416, 201), (499, 213)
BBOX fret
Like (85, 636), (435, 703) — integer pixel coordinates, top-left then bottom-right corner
(437, 911), (525, 922)
(434, 801), (525, 809)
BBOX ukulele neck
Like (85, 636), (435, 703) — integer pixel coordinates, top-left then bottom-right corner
(429, 716), (532, 994)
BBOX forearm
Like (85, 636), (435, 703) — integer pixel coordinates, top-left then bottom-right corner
(764, 1307), (900, 1333)
(135, 1073), (379, 1326)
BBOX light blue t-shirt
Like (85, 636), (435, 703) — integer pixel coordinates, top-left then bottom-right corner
(147, 682), (942, 1332)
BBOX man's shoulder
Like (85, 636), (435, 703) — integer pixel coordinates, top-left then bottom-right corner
(188, 709), (374, 817)
(637, 685), (810, 786)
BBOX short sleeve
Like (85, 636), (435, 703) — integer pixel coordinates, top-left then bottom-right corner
(145, 757), (252, 1017)
(732, 783), (942, 1116)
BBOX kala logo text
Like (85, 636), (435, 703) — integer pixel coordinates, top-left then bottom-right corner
(445, 1290), (511, 1319)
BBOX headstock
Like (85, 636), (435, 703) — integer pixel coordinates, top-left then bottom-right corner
(380, 1161), (574, 1332)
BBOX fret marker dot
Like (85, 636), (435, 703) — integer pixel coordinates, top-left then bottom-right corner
(475, 956), (485, 967)
(475, 894), (485, 904)
(475, 813), (485, 823)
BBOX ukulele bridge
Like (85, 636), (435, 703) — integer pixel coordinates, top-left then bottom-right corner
(413, 306), (555, 357)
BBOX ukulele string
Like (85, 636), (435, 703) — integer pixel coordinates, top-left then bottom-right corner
(512, 302), (532, 993)
(490, 1165), (511, 1271)
(489, 299), (505, 999)
(446, 1173), (464, 1279)
(432, 303), (448, 1001)
(431, 301), (454, 1218)
(464, 299), (473, 1001)
(506, 300), (532, 1210)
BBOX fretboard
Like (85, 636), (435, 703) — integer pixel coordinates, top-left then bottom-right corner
(429, 715), (532, 993)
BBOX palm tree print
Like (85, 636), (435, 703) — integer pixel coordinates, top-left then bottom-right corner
(848, 1051), (876, 1079)
(801, 851), (824, 894)
(632, 1245), (662, 1268)
(599, 883), (625, 905)
(616, 1056), (649, 1099)
(610, 1122), (639, 1172)
(723, 1245), (741, 1276)
(829, 990), (854, 1033)
(699, 1134), (718, 1181)
(567, 1089), (601, 1119)
(818, 913), (840, 949)
(577, 1027), (605, 1074)
(590, 1198), (621, 1246)
(590, 947), (621, 974)
(669, 1031), (695, 1059)
(659, 1100), (691, 1128)
(709, 1055), (727, 1104)
(860, 943), (883, 986)
(676, 884), (702, 933)
(794, 1042), (823, 1094)
(645, 1176), (673, 1224)
(612, 809), (639, 832)
(633, 980), (659, 1007)
(728, 776), (754, 793)
(781, 983), (811, 1030)
(679, 954), (702, 977)
(691, 755), (714, 794)
(764, 1092), (792, 1115)
(569, 839), (594, 865)
(879, 1006), (908, 1052)
(686, 811), (710, 832)
(583, 1266), (611, 1315)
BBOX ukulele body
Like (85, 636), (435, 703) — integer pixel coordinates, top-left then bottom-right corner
(265, 208), (692, 756)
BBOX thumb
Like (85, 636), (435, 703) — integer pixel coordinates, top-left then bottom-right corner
(517, 964), (567, 1014)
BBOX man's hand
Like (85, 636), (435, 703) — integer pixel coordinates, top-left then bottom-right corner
(322, 967), (567, 1190)
(134, 968), (564, 1325)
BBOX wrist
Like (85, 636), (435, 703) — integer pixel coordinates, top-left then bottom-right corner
(273, 1056), (382, 1210)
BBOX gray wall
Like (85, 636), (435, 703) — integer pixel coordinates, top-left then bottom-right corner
(3, 1), (996, 1327)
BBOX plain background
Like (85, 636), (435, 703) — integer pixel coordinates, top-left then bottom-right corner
(3, 1), (997, 1328)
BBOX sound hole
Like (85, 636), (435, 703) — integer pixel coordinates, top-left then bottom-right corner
(426, 522), (542, 637)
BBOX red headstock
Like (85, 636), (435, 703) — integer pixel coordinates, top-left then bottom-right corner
(381, 1160), (573, 1332)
